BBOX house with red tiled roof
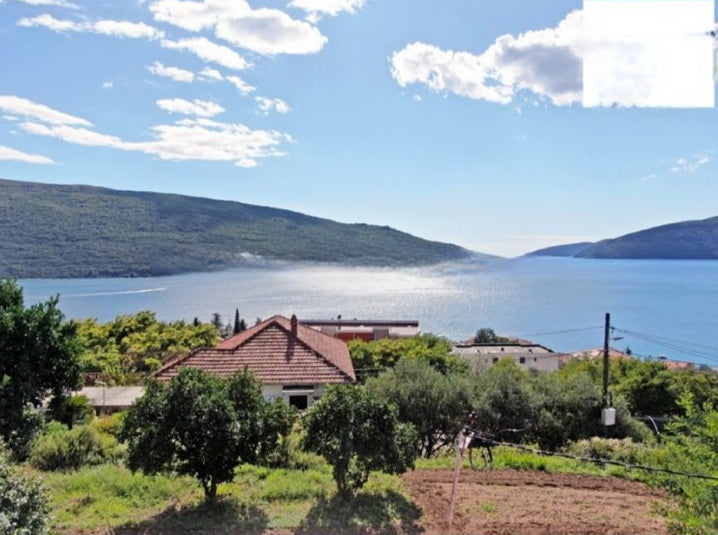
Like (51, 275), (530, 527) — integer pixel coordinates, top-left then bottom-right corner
(154, 315), (356, 409)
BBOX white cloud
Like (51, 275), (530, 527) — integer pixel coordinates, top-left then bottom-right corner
(20, 118), (289, 167)
(150, 0), (327, 55)
(10, 0), (78, 8)
(18, 14), (76, 32)
(214, 8), (326, 55)
(670, 154), (711, 173)
(147, 61), (195, 82)
(18, 14), (165, 40)
(198, 67), (223, 81)
(0, 145), (54, 164)
(156, 98), (225, 117)
(390, 11), (583, 106)
(102, 81), (113, 88)
(226, 75), (255, 95)
(92, 20), (165, 40)
(0, 95), (91, 125)
(255, 96), (290, 114)
(161, 37), (250, 70)
(7, 95), (288, 168)
(288, 0), (364, 22)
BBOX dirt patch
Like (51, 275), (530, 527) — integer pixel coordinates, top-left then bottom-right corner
(402, 469), (672, 535)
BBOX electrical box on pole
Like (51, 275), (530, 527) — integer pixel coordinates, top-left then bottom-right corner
(601, 407), (616, 426)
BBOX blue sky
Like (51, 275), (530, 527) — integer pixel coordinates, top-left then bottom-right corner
(1, 0), (717, 257)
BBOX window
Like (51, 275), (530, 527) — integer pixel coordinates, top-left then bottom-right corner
(519, 357), (526, 364)
(492, 357), (499, 363)
(289, 395), (308, 410)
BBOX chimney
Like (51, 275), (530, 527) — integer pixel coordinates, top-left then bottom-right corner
(290, 314), (298, 337)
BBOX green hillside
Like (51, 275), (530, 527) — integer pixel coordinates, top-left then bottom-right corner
(0, 179), (471, 278)
(576, 216), (718, 259)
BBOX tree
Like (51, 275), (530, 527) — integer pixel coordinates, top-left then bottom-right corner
(0, 279), (81, 458)
(347, 334), (468, 379)
(233, 309), (241, 335)
(121, 367), (295, 501)
(366, 358), (473, 457)
(472, 359), (534, 433)
(302, 385), (417, 497)
(75, 312), (219, 381)
(211, 312), (223, 331)
(473, 327), (510, 344)
(0, 453), (49, 535)
(611, 359), (680, 416)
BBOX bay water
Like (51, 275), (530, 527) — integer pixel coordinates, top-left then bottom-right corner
(18, 257), (718, 366)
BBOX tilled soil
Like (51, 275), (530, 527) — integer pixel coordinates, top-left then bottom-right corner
(402, 469), (672, 535)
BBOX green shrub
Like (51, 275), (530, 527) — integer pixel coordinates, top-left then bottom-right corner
(277, 429), (326, 471)
(566, 437), (644, 464)
(0, 453), (49, 534)
(92, 412), (126, 438)
(29, 424), (122, 471)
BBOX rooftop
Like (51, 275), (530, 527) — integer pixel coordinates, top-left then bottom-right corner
(155, 315), (355, 384)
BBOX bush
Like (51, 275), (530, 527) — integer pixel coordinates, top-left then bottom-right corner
(302, 385), (417, 497)
(0, 454), (49, 535)
(566, 437), (644, 464)
(29, 423), (123, 471)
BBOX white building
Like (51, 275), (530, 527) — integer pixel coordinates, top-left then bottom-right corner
(453, 342), (568, 372)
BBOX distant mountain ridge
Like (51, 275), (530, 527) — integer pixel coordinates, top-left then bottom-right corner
(526, 217), (718, 260)
(0, 179), (474, 278)
(525, 242), (594, 258)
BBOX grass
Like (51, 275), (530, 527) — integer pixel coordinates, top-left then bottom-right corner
(415, 446), (638, 479)
(37, 464), (201, 531)
(38, 462), (416, 533)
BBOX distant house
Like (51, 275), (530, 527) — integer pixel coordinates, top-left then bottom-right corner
(299, 318), (420, 342)
(453, 342), (568, 372)
(76, 386), (145, 416)
(154, 315), (356, 409)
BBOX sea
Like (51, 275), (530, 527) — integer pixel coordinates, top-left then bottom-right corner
(17, 257), (718, 367)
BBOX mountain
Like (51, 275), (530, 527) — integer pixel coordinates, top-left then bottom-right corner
(0, 179), (473, 278)
(576, 217), (718, 259)
(525, 242), (594, 258)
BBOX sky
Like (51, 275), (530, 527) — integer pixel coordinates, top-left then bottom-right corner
(1, 0), (717, 257)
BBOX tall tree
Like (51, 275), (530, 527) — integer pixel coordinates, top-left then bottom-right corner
(233, 309), (241, 335)
(0, 279), (81, 458)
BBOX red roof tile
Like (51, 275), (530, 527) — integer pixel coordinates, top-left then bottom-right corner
(154, 315), (355, 384)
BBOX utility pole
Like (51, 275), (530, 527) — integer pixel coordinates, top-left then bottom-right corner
(601, 312), (616, 429)
(603, 312), (610, 406)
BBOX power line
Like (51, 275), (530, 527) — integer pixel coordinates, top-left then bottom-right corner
(614, 327), (718, 354)
(513, 326), (603, 338)
(613, 327), (718, 363)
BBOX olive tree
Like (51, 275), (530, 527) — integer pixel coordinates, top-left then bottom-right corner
(366, 358), (473, 457)
(302, 385), (417, 497)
